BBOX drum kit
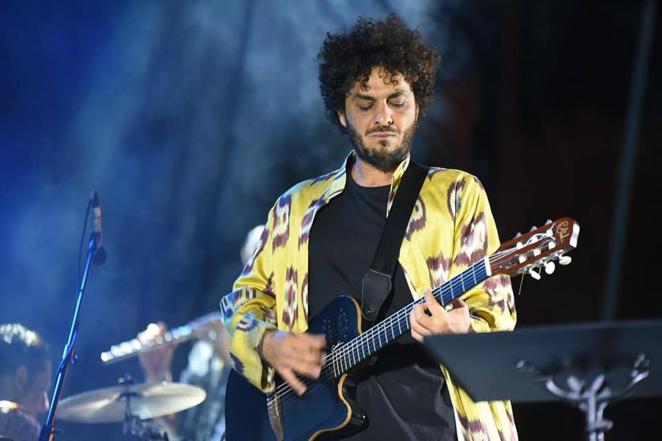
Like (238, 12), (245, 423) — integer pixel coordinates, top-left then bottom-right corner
(56, 375), (206, 441)
(54, 315), (223, 441)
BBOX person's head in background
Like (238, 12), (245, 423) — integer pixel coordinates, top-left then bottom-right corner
(240, 224), (266, 267)
(0, 324), (51, 418)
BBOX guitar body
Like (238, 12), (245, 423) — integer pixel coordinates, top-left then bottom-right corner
(225, 296), (366, 441)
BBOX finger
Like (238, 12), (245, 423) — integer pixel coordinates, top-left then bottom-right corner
(292, 348), (326, 368)
(412, 303), (428, 322)
(291, 336), (326, 363)
(411, 316), (431, 340)
(292, 361), (322, 379)
(412, 305), (435, 331)
(287, 335), (325, 358)
(409, 305), (430, 335)
(451, 298), (468, 311)
(411, 327), (424, 343)
(298, 333), (327, 349)
(282, 341), (325, 370)
(279, 368), (307, 396)
(424, 289), (445, 316)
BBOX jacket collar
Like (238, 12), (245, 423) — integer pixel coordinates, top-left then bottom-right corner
(322, 150), (412, 214)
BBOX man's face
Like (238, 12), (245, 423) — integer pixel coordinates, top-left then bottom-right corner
(338, 67), (418, 172)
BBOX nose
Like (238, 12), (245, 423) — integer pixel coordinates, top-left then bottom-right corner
(373, 101), (394, 127)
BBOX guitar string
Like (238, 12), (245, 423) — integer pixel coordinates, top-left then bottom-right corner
(270, 237), (553, 404)
(327, 234), (556, 380)
(269, 249), (514, 403)
(272, 267), (482, 403)
(326, 236), (555, 375)
(268, 245), (531, 403)
(269, 268), (486, 410)
(323, 259), (483, 377)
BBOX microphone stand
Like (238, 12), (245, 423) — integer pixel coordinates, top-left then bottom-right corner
(38, 226), (104, 441)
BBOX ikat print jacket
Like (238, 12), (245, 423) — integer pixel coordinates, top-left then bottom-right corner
(220, 153), (518, 441)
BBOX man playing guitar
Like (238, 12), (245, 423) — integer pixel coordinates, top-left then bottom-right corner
(221, 15), (518, 441)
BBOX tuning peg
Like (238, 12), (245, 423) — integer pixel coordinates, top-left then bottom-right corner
(544, 261), (556, 275)
(515, 232), (522, 237)
(559, 255), (572, 266)
(545, 219), (552, 225)
(528, 268), (541, 280)
(530, 226), (538, 232)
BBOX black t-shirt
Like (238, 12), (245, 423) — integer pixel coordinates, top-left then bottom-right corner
(308, 168), (456, 441)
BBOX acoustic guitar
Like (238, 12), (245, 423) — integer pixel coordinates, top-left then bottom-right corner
(225, 218), (580, 441)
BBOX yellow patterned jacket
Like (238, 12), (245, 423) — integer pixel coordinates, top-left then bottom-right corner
(220, 154), (518, 441)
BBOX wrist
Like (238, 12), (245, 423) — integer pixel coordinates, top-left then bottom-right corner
(258, 329), (275, 364)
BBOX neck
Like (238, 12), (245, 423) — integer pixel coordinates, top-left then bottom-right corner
(350, 157), (394, 187)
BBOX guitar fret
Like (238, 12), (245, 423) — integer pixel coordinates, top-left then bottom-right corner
(332, 259), (492, 378)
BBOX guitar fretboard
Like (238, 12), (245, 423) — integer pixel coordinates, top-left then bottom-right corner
(330, 257), (490, 376)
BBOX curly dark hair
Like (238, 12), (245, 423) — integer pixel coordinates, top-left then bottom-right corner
(318, 15), (440, 131)
(0, 323), (50, 376)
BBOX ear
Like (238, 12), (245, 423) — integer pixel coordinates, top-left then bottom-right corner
(337, 111), (347, 128)
(14, 365), (28, 393)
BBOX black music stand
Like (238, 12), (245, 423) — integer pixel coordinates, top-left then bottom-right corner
(424, 321), (662, 441)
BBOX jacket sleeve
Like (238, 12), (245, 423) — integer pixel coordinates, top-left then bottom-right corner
(452, 175), (517, 333)
(220, 205), (278, 392)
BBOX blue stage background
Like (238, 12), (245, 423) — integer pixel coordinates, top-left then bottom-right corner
(1, 1), (660, 439)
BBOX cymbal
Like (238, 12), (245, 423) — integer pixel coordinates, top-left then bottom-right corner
(56, 382), (206, 423)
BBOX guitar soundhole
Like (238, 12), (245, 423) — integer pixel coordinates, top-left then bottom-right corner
(321, 310), (350, 347)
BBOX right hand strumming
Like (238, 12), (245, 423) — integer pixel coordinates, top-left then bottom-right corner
(260, 330), (326, 396)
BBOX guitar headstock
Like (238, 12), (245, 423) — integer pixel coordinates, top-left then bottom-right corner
(490, 217), (579, 278)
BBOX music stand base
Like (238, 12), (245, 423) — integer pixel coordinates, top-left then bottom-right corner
(518, 354), (650, 441)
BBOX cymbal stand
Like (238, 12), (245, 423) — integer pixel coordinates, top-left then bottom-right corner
(121, 391), (170, 441)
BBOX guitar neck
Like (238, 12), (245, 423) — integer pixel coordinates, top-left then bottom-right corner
(330, 257), (490, 375)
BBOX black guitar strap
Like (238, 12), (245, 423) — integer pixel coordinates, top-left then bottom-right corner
(361, 161), (428, 326)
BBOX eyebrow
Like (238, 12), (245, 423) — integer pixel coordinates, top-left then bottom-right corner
(352, 90), (409, 101)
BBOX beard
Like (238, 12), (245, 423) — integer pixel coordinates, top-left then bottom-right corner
(346, 121), (417, 173)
